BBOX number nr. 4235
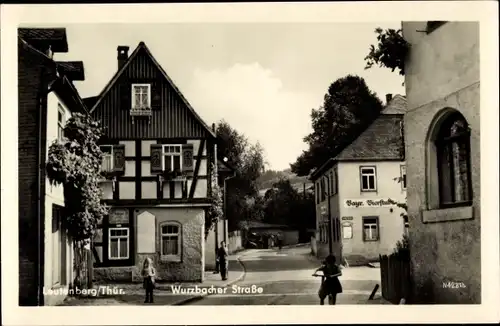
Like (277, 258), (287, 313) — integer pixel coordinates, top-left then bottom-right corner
(442, 281), (466, 289)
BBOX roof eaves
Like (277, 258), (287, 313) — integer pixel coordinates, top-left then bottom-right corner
(89, 42), (217, 139)
(89, 43), (144, 114)
(309, 158), (336, 181)
(141, 43), (216, 139)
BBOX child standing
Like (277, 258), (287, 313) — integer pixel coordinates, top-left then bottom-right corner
(313, 254), (343, 305)
(142, 257), (156, 303)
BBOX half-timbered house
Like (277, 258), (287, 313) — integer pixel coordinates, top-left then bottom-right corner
(87, 42), (218, 282)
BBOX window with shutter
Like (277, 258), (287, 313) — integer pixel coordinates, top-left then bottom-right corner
(151, 79), (162, 110)
(120, 83), (131, 110)
(150, 144), (163, 174)
(182, 144), (194, 174)
(113, 144), (125, 174)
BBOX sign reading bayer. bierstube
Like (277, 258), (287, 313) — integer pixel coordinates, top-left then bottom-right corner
(344, 198), (399, 208)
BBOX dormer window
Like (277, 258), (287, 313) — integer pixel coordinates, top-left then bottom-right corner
(132, 84), (151, 110)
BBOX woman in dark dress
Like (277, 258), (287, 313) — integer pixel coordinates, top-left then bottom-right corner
(217, 241), (229, 280)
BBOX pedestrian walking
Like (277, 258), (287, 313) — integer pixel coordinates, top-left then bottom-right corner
(312, 254), (343, 305)
(217, 241), (229, 281)
(142, 257), (156, 303)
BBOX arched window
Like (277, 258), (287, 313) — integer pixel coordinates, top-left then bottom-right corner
(159, 221), (182, 261)
(435, 112), (473, 207)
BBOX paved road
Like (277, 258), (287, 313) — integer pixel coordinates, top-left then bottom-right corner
(185, 246), (382, 305)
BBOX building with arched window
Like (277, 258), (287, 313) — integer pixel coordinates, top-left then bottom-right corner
(402, 21), (480, 304)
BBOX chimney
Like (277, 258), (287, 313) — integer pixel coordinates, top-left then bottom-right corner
(386, 93), (393, 104)
(117, 46), (130, 70)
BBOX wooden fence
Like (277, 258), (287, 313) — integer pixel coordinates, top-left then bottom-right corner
(379, 252), (412, 304)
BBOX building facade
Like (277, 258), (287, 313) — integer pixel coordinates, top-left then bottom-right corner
(88, 42), (218, 282)
(18, 28), (87, 305)
(402, 21), (480, 304)
(311, 95), (407, 265)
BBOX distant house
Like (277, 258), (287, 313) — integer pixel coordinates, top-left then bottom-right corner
(310, 95), (407, 265)
(402, 22), (480, 304)
(87, 42), (219, 283)
(18, 27), (87, 305)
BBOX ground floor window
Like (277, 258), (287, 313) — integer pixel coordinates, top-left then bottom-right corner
(93, 208), (134, 267)
(160, 222), (181, 261)
(109, 227), (130, 260)
(362, 216), (379, 242)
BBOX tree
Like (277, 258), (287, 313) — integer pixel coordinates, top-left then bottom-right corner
(291, 75), (384, 176)
(45, 112), (109, 290)
(364, 28), (410, 76)
(261, 177), (315, 240)
(215, 120), (266, 231)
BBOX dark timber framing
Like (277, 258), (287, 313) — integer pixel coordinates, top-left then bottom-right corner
(189, 139), (206, 199)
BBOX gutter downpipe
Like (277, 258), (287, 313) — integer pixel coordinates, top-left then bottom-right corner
(37, 66), (50, 306)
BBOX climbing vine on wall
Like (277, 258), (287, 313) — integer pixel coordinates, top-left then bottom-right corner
(46, 113), (109, 290)
(205, 163), (224, 239)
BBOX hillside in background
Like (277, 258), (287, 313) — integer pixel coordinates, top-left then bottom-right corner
(257, 168), (313, 195)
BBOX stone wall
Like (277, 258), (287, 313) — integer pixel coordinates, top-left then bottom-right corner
(403, 22), (480, 304)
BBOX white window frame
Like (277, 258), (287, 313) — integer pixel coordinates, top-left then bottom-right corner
(160, 222), (182, 261)
(162, 145), (183, 172)
(131, 83), (152, 109)
(362, 217), (379, 242)
(57, 104), (65, 141)
(108, 227), (129, 260)
(100, 145), (114, 172)
(400, 165), (407, 190)
(360, 166), (377, 192)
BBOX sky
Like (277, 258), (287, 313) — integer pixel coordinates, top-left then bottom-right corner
(55, 23), (405, 171)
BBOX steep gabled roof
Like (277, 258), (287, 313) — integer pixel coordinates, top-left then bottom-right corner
(310, 95), (406, 181)
(335, 114), (404, 162)
(82, 96), (100, 112)
(56, 61), (85, 81)
(382, 94), (406, 114)
(89, 41), (216, 138)
(18, 28), (68, 52)
(18, 36), (87, 115)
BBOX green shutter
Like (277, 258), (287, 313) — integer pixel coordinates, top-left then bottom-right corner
(182, 144), (194, 174)
(120, 83), (131, 110)
(113, 144), (125, 174)
(150, 144), (163, 174)
(151, 79), (162, 110)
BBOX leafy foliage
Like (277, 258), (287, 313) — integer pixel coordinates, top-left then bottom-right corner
(262, 178), (315, 232)
(46, 112), (109, 242)
(216, 120), (266, 231)
(389, 175), (410, 257)
(364, 28), (410, 76)
(291, 75), (383, 176)
(205, 163), (224, 238)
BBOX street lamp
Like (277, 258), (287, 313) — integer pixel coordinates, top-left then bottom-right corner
(222, 157), (236, 242)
